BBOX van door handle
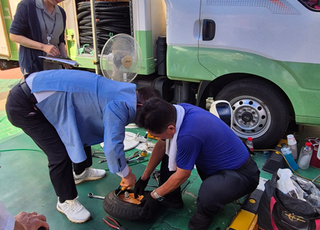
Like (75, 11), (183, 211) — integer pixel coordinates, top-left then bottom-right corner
(202, 19), (216, 41)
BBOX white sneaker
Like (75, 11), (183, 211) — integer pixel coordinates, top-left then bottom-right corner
(56, 197), (91, 223)
(74, 167), (106, 185)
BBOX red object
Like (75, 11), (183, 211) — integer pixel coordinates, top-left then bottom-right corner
(308, 138), (320, 168)
(103, 216), (126, 230)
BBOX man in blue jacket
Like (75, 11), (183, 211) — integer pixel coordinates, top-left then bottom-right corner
(5, 69), (160, 223)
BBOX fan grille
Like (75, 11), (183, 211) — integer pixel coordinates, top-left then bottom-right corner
(100, 34), (142, 82)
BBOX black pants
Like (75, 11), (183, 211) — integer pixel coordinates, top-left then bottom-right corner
(159, 155), (182, 200)
(196, 155), (260, 216)
(6, 84), (92, 202)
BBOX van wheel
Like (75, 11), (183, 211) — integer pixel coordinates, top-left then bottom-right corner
(103, 189), (145, 221)
(215, 79), (289, 149)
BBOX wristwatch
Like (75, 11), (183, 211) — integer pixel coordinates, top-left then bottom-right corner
(152, 190), (164, 202)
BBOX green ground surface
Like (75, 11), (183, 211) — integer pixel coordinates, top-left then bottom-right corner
(0, 78), (319, 230)
(0, 126), (246, 230)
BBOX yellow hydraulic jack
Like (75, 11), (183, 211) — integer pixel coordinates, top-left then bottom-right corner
(227, 188), (263, 230)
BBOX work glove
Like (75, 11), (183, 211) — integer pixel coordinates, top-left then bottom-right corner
(139, 192), (160, 220)
(134, 177), (149, 198)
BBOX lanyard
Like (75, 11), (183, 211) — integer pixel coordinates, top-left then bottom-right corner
(41, 9), (57, 44)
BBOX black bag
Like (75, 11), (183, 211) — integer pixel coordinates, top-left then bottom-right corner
(257, 173), (320, 230)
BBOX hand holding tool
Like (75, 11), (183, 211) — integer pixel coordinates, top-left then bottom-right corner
(103, 216), (126, 230)
(116, 180), (128, 196)
(88, 192), (105, 200)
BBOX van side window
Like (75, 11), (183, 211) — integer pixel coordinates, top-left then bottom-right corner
(300, 0), (320, 10)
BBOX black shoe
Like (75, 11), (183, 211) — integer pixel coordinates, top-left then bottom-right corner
(160, 196), (184, 209)
(188, 211), (212, 230)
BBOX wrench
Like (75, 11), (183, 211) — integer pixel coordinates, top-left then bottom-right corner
(88, 192), (105, 200)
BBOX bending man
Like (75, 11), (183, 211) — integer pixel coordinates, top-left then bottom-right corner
(6, 69), (160, 224)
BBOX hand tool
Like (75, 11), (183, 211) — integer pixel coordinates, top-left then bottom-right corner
(126, 155), (145, 163)
(126, 150), (148, 163)
(116, 180), (128, 196)
(92, 153), (105, 159)
(152, 170), (161, 186)
(116, 186), (127, 196)
(103, 215), (126, 230)
(125, 150), (139, 161)
(99, 159), (107, 164)
(88, 192), (105, 200)
(93, 150), (104, 154)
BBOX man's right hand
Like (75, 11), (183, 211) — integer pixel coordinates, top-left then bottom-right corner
(120, 171), (136, 189)
(134, 177), (150, 198)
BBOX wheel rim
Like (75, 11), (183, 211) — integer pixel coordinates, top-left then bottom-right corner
(230, 96), (271, 139)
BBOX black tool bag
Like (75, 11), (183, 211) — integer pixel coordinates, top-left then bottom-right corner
(257, 174), (320, 230)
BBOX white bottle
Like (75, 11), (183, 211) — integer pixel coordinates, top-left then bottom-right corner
(287, 134), (298, 160)
(298, 142), (313, 170)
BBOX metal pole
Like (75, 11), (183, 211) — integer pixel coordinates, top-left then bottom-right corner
(90, 0), (99, 74)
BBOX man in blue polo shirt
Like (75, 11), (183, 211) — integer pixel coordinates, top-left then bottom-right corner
(134, 97), (260, 230)
(5, 69), (160, 224)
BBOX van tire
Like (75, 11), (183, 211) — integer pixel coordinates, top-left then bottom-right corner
(216, 79), (289, 149)
(103, 189), (145, 221)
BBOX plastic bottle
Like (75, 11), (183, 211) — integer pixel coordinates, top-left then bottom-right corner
(281, 145), (299, 170)
(287, 134), (298, 160)
(246, 137), (254, 151)
(298, 142), (313, 170)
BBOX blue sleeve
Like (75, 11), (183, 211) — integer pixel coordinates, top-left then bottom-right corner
(103, 101), (133, 174)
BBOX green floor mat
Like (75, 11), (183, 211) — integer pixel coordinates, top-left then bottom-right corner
(0, 133), (158, 230)
(0, 130), (242, 229)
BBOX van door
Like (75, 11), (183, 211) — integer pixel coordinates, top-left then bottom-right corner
(198, 0), (320, 77)
(165, 0), (210, 82)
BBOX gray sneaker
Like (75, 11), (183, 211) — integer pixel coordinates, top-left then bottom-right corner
(74, 167), (106, 185)
(56, 197), (91, 223)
